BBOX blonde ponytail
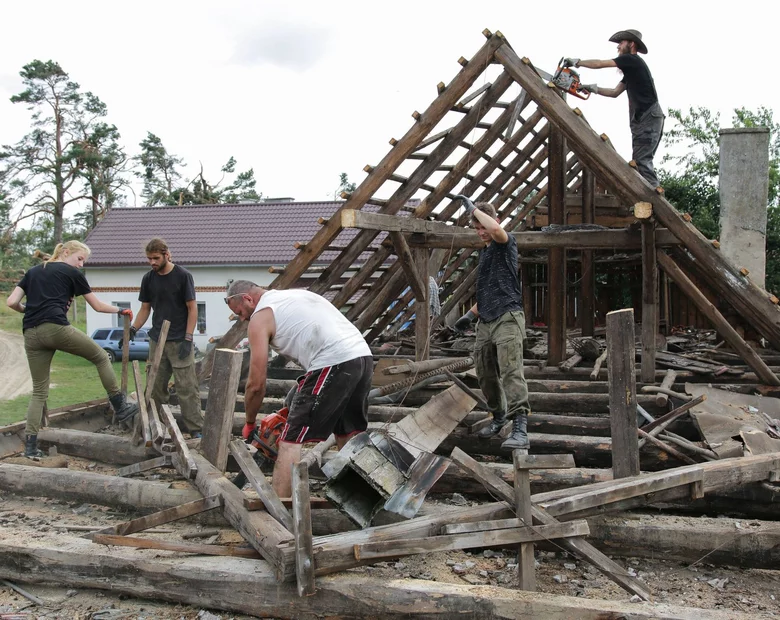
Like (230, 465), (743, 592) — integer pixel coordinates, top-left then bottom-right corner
(45, 240), (91, 267)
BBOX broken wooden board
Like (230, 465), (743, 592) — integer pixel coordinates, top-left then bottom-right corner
(686, 383), (780, 458)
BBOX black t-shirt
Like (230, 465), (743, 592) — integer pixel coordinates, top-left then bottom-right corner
(476, 235), (523, 323)
(614, 54), (658, 118)
(17, 262), (92, 331)
(139, 265), (196, 342)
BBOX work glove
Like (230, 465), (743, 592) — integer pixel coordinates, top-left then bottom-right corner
(453, 309), (477, 332)
(117, 308), (133, 320)
(563, 57), (580, 68)
(453, 194), (477, 216)
(178, 334), (193, 360)
(582, 83), (599, 95)
(242, 422), (257, 441)
(118, 325), (137, 350)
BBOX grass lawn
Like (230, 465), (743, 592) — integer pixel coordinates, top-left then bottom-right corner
(0, 297), (146, 426)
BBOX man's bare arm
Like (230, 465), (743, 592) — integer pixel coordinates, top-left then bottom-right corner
(577, 59), (617, 69)
(472, 208), (508, 243)
(185, 299), (197, 336)
(244, 308), (275, 425)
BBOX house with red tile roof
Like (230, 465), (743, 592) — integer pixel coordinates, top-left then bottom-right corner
(82, 200), (389, 347)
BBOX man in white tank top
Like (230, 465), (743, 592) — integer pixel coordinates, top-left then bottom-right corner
(225, 280), (373, 498)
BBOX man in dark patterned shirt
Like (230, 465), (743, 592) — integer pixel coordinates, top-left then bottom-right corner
(453, 200), (531, 450)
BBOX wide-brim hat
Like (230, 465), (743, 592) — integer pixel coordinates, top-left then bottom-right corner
(609, 29), (648, 54)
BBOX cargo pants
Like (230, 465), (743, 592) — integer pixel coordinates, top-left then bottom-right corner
(148, 339), (204, 433)
(473, 310), (531, 420)
(24, 322), (120, 434)
(630, 101), (665, 187)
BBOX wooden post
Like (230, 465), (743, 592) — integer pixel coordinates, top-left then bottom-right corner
(131, 361), (152, 447)
(121, 314), (130, 395)
(513, 450), (535, 591)
(606, 309), (640, 478)
(656, 370), (677, 408)
(547, 126), (567, 365)
(640, 211), (658, 383)
(201, 349), (244, 471)
(145, 320), (171, 408)
(292, 461), (315, 597)
(413, 247), (430, 361)
(580, 169), (596, 336)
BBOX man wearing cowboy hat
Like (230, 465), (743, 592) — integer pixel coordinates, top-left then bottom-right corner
(564, 29), (664, 188)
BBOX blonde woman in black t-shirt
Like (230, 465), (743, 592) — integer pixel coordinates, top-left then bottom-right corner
(6, 240), (138, 458)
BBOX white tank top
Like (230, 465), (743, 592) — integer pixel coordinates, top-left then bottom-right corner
(252, 289), (371, 371)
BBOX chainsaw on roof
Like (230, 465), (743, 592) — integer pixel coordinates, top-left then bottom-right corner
(550, 57), (591, 100)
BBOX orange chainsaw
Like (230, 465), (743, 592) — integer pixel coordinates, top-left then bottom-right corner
(247, 407), (289, 461)
(551, 57), (591, 100)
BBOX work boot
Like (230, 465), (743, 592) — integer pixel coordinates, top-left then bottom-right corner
(501, 413), (530, 450)
(109, 393), (139, 423)
(24, 434), (44, 459)
(477, 410), (508, 438)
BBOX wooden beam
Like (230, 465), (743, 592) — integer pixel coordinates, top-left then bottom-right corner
(120, 313), (130, 395)
(606, 309), (640, 478)
(580, 170), (596, 337)
(201, 348), (244, 470)
(513, 451), (535, 591)
(116, 455), (171, 477)
(131, 360), (151, 447)
(292, 461), (315, 597)
(547, 125), (567, 366)
(92, 534), (260, 558)
(657, 252), (780, 386)
(353, 520), (589, 560)
(160, 404), (198, 479)
(641, 220), (658, 382)
(388, 231), (426, 300)
(106, 495), (222, 536)
(229, 439), (293, 531)
(413, 246), (430, 361)
(144, 320), (170, 407)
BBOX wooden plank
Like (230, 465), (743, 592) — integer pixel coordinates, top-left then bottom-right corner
(413, 246), (430, 362)
(107, 495), (222, 536)
(353, 520), (589, 560)
(121, 313), (130, 395)
(229, 439), (293, 531)
(292, 461), (315, 597)
(641, 220), (658, 382)
(131, 360), (152, 447)
(245, 496), (333, 512)
(0, 537), (753, 620)
(383, 452), (451, 519)
(658, 251), (780, 385)
(388, 231), (426, 301)
(116, 455), (171, 477)
(148, 400), (166, 446)
(606, 309), (640, 478)
(513, 451), (535, 591)
(92, 533), (261, 558)
(201, 348), (244, 470)
(389, 385), (476, 458)
(547, 124), (567, 366)
(159, 404), (197, 479)
(538, 467), (703, 517)
(144, 319), (170, 406)
(448, 447), (652, 600)
(510, 454), (576, 469)
(656, 369), (677, 407)
(494, 42), (780, 351)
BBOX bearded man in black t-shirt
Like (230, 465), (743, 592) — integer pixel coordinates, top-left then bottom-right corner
(564, 29), (665, 187)
(127, 238), (204, 437)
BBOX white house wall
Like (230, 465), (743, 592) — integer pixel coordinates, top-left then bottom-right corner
(84, 266), (274, 348)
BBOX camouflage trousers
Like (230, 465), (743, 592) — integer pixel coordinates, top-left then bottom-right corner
(473, 310), (531, 419)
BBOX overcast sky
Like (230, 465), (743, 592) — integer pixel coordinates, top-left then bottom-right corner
(1, 0), (777, 212)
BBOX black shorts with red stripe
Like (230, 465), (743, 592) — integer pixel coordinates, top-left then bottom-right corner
(280, 355), (373, 444)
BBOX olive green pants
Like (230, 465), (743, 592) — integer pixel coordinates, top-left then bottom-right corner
(24, 322), (119, 435)
(148, 339), (203, 433)
(473, 310), (531, 419)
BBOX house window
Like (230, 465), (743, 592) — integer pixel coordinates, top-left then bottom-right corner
(113, 302), (131, 327)
(197, 302), (207, 334)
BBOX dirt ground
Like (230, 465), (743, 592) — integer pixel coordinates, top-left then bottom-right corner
(1, 453), (780, 619)
(0, 329), (32, 401)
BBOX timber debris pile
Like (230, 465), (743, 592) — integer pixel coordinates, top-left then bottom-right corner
(2, 29), (780, 620)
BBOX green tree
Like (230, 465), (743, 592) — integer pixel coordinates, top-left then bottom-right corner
(659, 105), (780, 291)
(1, 60), (112, 244)
(133, 132), (184, 206)
(334, 172), (356, 199)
